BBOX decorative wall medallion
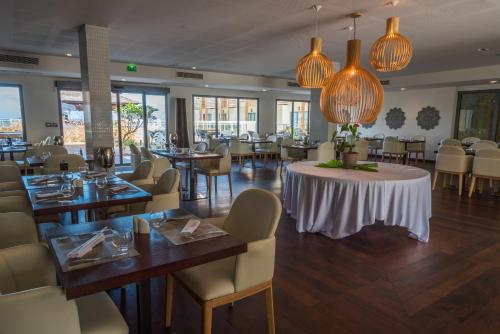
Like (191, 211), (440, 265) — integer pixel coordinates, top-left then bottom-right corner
(362, 119), (376, 129)
(417, 106), (440, 130)
(385, 107), (406, 129)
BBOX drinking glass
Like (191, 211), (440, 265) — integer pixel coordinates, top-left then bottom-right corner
(78, 165), (88, 175)
(95, 176), (107, 189)
(60, 182), (75, 197)
(117, 230), (133, 253)
(150, 211), (166, 228)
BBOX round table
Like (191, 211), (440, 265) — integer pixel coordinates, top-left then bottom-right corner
(283, 161), (431, 242)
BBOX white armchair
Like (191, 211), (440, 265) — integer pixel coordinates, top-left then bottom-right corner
(368, 133), (384, 160)
(195, 144), (232, 199)
(129, 143), (141, 169)
(230, 139), (255, 168)
(433, 145), (473, 196)
(0, 212), (39, 249)
(461, 137), (480, 145)
(382, 137), (406, 163)
(141, 147), (171, 183)
(43, 154), (86, 174)
(166, 188), (282, 334)
(406, 135), (426, 164)
(468, 149), (500, 197)
(440, 138), (461, 146)
(0, 165), (24, 191)
(353, 139), (369, 161)
(470, 140), (498, 151)
(118, 160), (154, 186)
(307, 141), (335, 162)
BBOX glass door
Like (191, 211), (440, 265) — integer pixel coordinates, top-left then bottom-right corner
(456, 91), (500, 141)
(146, 94), (167, 149)
(276, 100), (310, 139)
(217, 97), (238, 138)
(59, 90), (86, 155)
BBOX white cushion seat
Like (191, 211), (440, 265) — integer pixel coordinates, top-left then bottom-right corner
(77, 292), (129, 334)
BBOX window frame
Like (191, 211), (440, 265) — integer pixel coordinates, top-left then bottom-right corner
(0, 83), (27, 141)
(275, 99), (311, 138)
(192, 94), (259, 140)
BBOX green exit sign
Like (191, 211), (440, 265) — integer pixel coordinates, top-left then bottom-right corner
(126, 63), (137, 72)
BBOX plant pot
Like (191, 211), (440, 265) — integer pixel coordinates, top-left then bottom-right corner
(341, 152), (358, 169)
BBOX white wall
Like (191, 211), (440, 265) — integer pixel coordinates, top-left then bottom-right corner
(361, 87), (458, 160)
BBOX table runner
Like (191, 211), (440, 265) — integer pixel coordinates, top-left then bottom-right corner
(283, 161), (431, 242)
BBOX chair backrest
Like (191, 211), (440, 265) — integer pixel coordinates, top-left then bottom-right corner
(438, 145), (465, 155)
(140, 147), (155, 161)
(0, 212), (38, 249)
(43, 154), (85, 173)
(475, 148), (500, 158)
(471, 140), (498, 150)
(195, 142), (208, 153)
(311, 141), (335, 161)
(223, 188), (281, 243)
(214, 144), (231, 172)
(129, 144), (142, 169)
(230, 141), (252, 155)
(0, 165), (21, 183)
(239, 133), (249, 140)
(412, 135), (426, 141)
(440, 138), (461, 146)
(473, 149), (500, 177)
(383, 137), (404, 154)
(436, 146), (471, 173)
(153, 168), (180, 195)
(373, 133), (385, 139)
(36, 145), (68, 157)
(281, 137), (294, 147)
(131, 160), (153, 180)
(267, 135), (277, 142)
(353, 139), (369, 160)
(461, 137), (480, 145)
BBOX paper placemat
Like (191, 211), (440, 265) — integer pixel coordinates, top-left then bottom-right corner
(51, 230), (139, 272)
(153, 220), (228, 245)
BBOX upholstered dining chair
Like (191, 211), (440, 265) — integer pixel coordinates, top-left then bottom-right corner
(406, 135), (426, 164)
(195, 144), (232, 199)
(440, 138), (461, 147)
(230, 139), (256, 168)
(279, 137), (304, 175)
(0, 195), (32, 215)
(141, 147), (171, 183)
(256, 135), (279, 165)
(468, 148), (500, 197)
(0, 244), (129, 334)
(0, 165), (24, 191)
(353, 139), (369, 161)
(470, 140), (498, 151)
(129, 143), (142, 169)
(433, 145), (473, 196)
(34, 144), (68, 157)
(461, 137), (480, 145)
(368, 133), (384, 160)
(43, 154), (86, 174)
(0, 212), (39, 249)
(382, 137), (406, 163)
(194, 141), (208, 152)
(307, 141), (335, 162)
(112, 168), (180, 216)
(118, 160), (153, 186)
(166, 188), (281, 334)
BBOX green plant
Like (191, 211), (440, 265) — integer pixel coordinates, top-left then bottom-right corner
(331, 123), (360, 153)
(120, 102), (157, 144)
(316, 160), (378, 172)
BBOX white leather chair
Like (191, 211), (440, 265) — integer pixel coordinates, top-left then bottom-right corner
(129, 143), (141, 169)
(433, 145), (473, 196)
(230, 139), (255, 168)
(141, 147), (171, 183)
(353, 139), (369, 161)
(382, 137), (406, 163)
(0, 212), (39, 249)
(0, 195), (33, 215)
(113, 168), (180, 216)
(34, 144), (68, 157)
(440, 138), (461, 147)
(0, 244), (128, 334)
(307, 141), (335, 162)
(43, 154), (86, 174)
(468, 148), (500, 197)
(407, 135), (426, 164)
(0, 165), (24, 191)
(279, 137), (303, 175)
(166, 188), (281, 334)
(118, 160), (153, 186)
(368, 133), (384, 160)
(256, 135), (279, 165)
(461, 137), (480, 145)
(194, 142), (208, 152)
(470, 140), (498, 151)
(195, 144), (232, 199)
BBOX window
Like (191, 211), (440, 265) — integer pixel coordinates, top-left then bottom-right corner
(0, 84), (25, 140)
(276, 100), (310, 139)
(58, 86), (168, 164)
(193, 95), (258, 141)
(456, 90), (500, 141)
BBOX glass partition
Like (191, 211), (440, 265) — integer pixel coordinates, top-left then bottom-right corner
(0, 85), (24, 140)
(456, 91), (499, 141)
(239, 98), (258, 135)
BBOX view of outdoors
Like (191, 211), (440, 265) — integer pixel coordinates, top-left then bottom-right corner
(276, 100), (310, 139)
(193, 96), (258, 141)
(0, 85), (24, 139)
(456, 91), (500, 141)
(60, 89), (167, 164)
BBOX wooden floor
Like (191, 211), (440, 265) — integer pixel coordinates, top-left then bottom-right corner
(110, 160), (500, 334)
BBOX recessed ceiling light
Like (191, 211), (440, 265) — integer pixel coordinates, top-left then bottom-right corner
(490, 80), (498, 84)
(65, 53), (72, 57)
(191, 66), (197, 70)
(121, 78), (127, 82)
(477, 47), (490, 52)
(262, 89), (267, 92)
(204, 84), (209, 87)
(400, 87), (406, 91)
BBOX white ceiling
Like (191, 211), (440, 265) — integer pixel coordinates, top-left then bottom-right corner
(0, 0), (499, 79)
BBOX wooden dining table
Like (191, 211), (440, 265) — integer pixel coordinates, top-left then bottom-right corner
(0, 145), (27, 161)
(45, 209), (247, 334)
(282, 144), (318, 159)
(24, 174), (152, 224)
(152, 150), (222, 201)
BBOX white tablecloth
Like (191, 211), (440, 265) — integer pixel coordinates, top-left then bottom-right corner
(282, 161), (431, 242)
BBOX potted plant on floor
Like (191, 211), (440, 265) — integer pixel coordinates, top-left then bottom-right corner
(332, 123), (360, 169)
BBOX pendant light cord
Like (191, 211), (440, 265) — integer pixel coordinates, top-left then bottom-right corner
(353, 17), (357, 40)
(313, 4), (321, 37)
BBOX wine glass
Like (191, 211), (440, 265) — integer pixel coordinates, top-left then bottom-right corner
(95, 176), (107, 189)
(60, 182), (75, 198)
(169, 132), (178, 146)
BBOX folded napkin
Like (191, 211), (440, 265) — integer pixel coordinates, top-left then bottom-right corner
(67, 232), (105, 259)
(133, 216), (150, 234)
(109, 185), (129, 194)
(85, 171), (108, 179)
(35, 190), (62, 199)
(29, 176), (49, 184)
(181, 219), (201, 235)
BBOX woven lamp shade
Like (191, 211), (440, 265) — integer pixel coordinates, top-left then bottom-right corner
(295, 37), (334, 88)
(320, 39), (384, 124)
(370, 17), (413, 72)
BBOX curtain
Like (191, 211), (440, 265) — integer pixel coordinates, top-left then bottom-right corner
(176, 98), (190, 148)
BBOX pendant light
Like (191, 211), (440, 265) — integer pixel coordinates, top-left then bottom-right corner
(320, 13), (384, 124)
(370, 1), (413, 72)
(295, 4), (334, 88)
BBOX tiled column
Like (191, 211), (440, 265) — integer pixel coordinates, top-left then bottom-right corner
(78, 24), (113, 157)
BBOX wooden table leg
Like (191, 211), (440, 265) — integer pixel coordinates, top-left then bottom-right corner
(71, 210), (79, 224)
(137, 279), (152, 334)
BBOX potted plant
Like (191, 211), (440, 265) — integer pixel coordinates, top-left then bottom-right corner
(332, 123), (360, 169)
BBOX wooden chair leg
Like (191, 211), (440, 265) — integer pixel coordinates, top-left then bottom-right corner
(432, 171), (439, 190)
(442, 173), (448, 188)
(479, 179), (484, 193)
(265, 286), (276, 334)
(202, 302), (213, 334)
(228, 174), (233, 196)
(468, 176), (477, 198)
(458, 173), (464, 196)
(214, 176), (218, 193)
(238, 156), (242, 168)
(280, 160), (284, 175)
(165, 274), (174, 328)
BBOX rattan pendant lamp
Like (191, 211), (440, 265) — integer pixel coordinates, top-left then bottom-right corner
(370, 1), (413, 72)
(295, 4), (334, 88)
(320, 13), (384, 124)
